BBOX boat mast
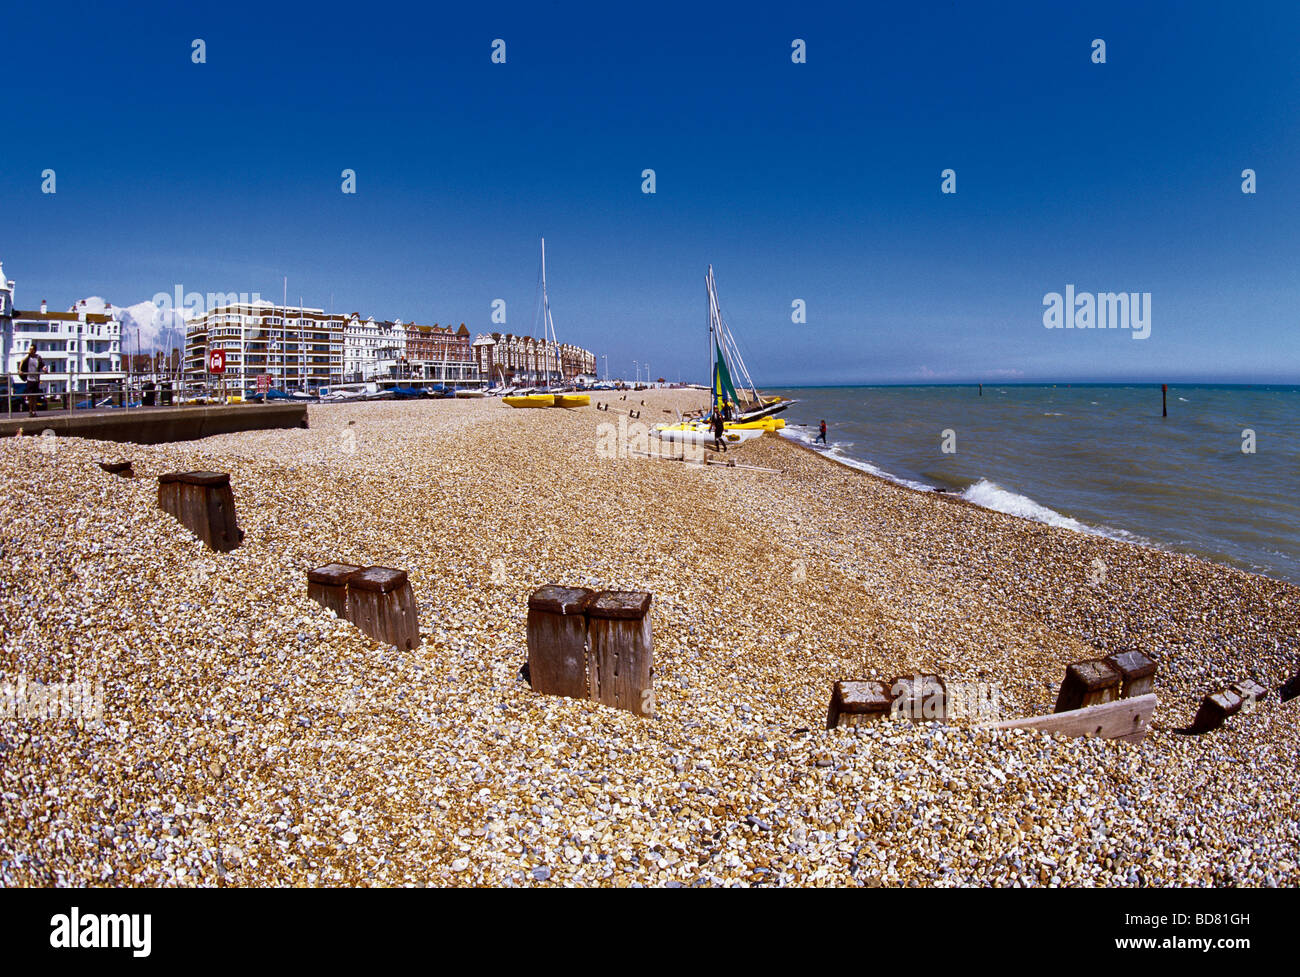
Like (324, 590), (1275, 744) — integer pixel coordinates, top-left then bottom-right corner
(540, 237), (560, 383)
(707, 265), (714, 409)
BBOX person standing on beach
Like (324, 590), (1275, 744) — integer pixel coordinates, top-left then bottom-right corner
(18, 343), (46, 418)
(711, 410), (727, 452)
(816, 420), (827, 444)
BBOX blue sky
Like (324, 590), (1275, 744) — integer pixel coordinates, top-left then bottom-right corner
(3, 1), (1298, 383)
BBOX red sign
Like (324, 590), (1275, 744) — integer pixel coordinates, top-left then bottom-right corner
(257, 374), (271, 393)
(208, 349), (226, 374)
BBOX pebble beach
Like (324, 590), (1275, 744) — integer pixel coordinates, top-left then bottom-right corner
(1, 390), (1297, 887)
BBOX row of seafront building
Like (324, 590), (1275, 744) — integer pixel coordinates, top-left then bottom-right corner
(1, 261), (597, 394)
(0, 263), (126, 393)
(183, 300), (597, 392)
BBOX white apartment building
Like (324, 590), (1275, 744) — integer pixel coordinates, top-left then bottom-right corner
(1, 262), (126, 394)
(184, 301), (345, 392)
(343, 315), (406, 382)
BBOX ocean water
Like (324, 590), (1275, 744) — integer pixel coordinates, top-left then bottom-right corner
(770, 384), (1300, 586)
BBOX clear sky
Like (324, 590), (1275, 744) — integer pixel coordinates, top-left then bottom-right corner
(3, 1), (1298, 384)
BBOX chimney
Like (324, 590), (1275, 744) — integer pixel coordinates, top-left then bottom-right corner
(40, 299), (47, 314)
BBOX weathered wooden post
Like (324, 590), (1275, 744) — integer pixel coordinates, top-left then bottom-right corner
(526, 585), (595, 700)
(889, 673), (948, 721)
(586, 590), (653, 716)
(1181, 688), (1242, 735)
(826, 680), (893, 729)
(347, 566), (420, 650)
(1105, 650), (1157, 699)
(157, 471), (243, 551)
(1054, 658), (1121, 713)
(1281, 671), (1299, 703)
(308, 563), (361, 618)
(1162, 383), (1168, 417)
(1232, 678), (1268, 710)
(99, 460), (134, 478)
(157, 471), (182, 516)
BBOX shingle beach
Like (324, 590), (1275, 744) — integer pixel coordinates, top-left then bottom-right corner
(2, 391), (1297, 887)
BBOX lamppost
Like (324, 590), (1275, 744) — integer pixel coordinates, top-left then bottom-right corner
(601, 354), (607, 381)
(633, 360), (638, 385)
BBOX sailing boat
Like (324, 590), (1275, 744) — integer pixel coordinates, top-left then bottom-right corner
(504, 238), (590, 408)
(704, 265), (794, 422)
(653, 265), (794, 443)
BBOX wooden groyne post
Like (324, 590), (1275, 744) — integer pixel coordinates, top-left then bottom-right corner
(307, 563), (361, 618)
(157, 471), (244, 551)
(1282, 671), (1299, 703)
(1162, 383), (1168, 417)
(1054, 658), (1121, 713)
(826, 680), (893, 728)
(526, 585), (595, 700)
(587, 591), (654, 716)
(347, 566), (420, 650)
(1105, 650), (1157, 699)
(890, 673), (948, 721)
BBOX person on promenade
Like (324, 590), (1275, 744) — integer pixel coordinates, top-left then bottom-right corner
(711, 410), (727, 452)
(18, 343), (46, 418)
(816, 419), (827, 444)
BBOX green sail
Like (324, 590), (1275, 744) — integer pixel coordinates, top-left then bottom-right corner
(713, 347), (740, 411)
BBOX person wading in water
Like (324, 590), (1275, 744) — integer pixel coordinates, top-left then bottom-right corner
(816, 419), (828, 445)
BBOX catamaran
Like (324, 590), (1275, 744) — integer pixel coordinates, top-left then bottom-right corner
(702, 264), (794, 422)
(654, 265), (795, 444)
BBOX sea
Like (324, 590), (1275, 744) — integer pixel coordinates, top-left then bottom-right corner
(769, 384), (1300, 586)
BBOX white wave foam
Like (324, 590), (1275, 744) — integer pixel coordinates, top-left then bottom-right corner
(779, 430), (934, 492)
(780, 432), (1150, 544)
(959, 479), (1143, 544)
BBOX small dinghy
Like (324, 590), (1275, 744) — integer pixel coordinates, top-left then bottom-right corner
(504, 394), (555, 408)
(652, 422), (762, 445)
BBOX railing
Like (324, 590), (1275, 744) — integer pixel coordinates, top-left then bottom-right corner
(3, 378), (199, 416)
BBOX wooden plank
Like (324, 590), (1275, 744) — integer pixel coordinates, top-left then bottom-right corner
(980, 694), (1156, 743)
(98, 460), (134, 477)
(156, 471), (243, 551)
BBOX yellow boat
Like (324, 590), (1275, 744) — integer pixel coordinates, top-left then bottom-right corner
(503, 394), (555, 408)
(725, 417), (784, 431)
(552, 394), (591, 408)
